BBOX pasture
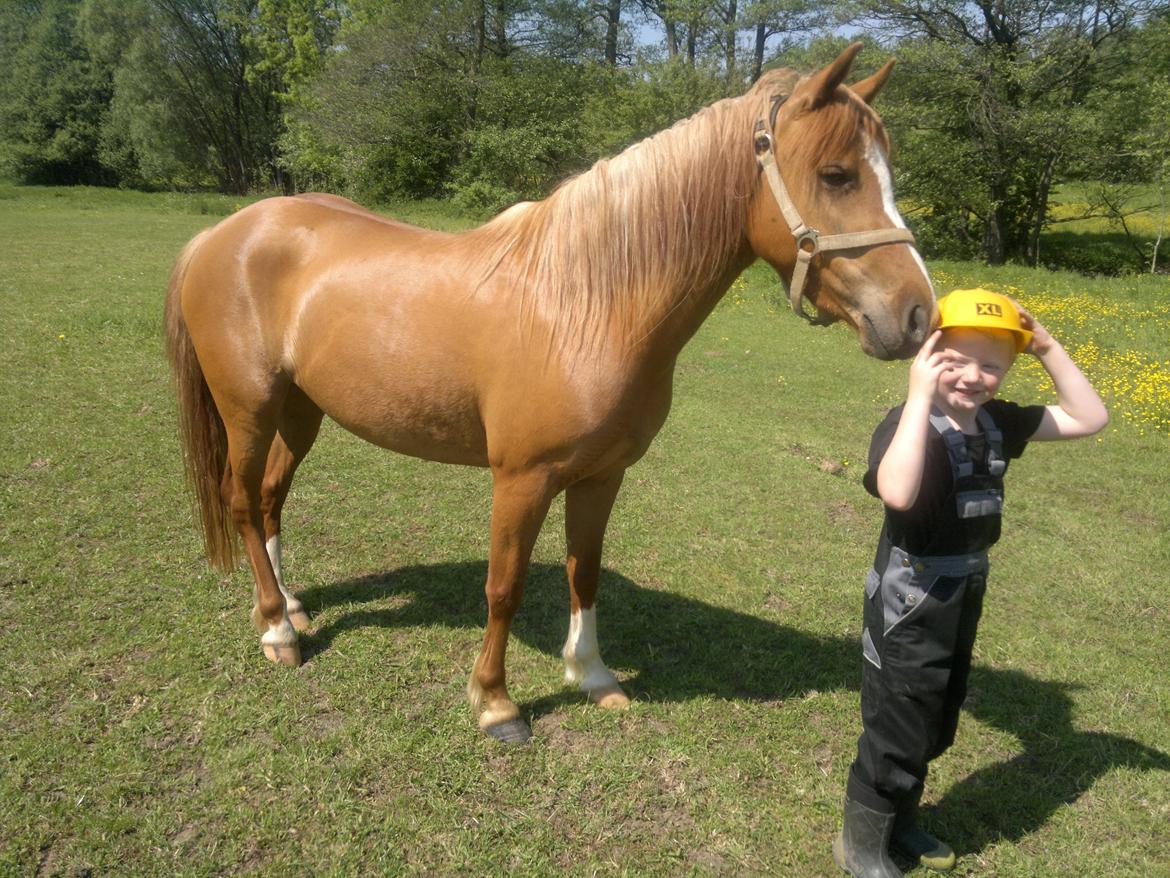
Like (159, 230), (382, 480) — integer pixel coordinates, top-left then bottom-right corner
(1, 184), (1167, 876)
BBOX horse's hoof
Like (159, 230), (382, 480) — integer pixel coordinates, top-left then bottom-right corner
(288, 608), (312, 632)
(589, 684), (630, 709)
(484, 717), (532, 744)
(262, 641), (302, 667)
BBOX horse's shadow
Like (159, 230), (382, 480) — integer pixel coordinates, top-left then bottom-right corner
(294, 562), (1168, 856)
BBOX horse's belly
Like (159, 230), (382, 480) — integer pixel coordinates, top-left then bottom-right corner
(332, 407), (488, 465)
(311, 380), (489, 466)
(294, 342), (489, 465)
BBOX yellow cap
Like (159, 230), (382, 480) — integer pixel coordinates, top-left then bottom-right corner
(937, 288), (1032, 352)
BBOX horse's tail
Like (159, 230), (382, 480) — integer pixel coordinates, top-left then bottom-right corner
(165, 229), (240, 571)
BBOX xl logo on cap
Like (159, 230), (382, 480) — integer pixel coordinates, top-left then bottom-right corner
(976, 302), (1003, 317)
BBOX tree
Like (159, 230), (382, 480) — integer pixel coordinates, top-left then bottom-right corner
(0, 0), (117, 185)
(853, 0), (1158, 265)
(578, 53), (733, 158)
(96, 0), (338, 192)
(247, 0), (341, 105)
(740, 0), (820, 82)
(640, 0), (719, 65)
(639, 0), (681, 57)
(1086, 14), (1170, 272)
(281, 3), (467, 200)
(597, 0), (623, 65)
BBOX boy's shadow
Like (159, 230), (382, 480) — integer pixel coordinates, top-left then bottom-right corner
(928, 666), (1169, 856)
(296, 561), (1168, 855)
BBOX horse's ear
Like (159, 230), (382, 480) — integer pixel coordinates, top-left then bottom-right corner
(805, 41), (863, 108)
(850, 59), (896, 105)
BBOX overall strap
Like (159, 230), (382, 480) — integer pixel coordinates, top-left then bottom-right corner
(928, 410), (974, 479)
(929, 407), (1007, 521)
(975, 407), (1007, 475)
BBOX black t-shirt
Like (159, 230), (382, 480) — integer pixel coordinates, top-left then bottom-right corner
(863, 399), (1046, 561)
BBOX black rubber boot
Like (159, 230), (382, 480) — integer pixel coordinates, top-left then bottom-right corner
(891, 793), (955, 872)
(832, 797), (903, 878)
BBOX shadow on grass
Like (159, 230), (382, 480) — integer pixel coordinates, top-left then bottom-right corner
(931, 666), (1170, 856)
(295, 561), (1169, 855)
(296, 560), (858, 703)
(1040, 229), (1156, 275)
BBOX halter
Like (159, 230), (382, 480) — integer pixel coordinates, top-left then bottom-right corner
(754, 97), (919, 325)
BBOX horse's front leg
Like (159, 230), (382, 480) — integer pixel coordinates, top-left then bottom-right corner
(468, 469), (556, 743)
(563, 470), (630, 709)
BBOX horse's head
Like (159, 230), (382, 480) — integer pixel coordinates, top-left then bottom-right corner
(745, 43), (936, 360)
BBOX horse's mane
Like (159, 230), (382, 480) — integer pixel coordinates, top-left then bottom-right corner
(461, 67), (887, 353)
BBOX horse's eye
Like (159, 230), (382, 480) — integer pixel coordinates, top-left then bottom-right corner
(819, 167), (856, 190)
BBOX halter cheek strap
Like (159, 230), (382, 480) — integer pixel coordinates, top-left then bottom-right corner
(754, 102), (919, 325)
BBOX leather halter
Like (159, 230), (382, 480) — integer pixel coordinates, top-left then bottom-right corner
(754, 99), (919, 325)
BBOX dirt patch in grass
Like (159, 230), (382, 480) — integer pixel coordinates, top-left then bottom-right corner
(532, 712), (608, 756)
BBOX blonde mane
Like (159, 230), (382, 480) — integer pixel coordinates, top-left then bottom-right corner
(463, 67), (885, 353)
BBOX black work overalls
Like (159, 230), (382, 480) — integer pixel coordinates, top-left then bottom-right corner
(847, 408), (1007, 814)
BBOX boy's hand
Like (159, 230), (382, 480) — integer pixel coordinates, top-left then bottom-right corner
(1015, 303), (1056, 356)
(907, 329), (948, 404)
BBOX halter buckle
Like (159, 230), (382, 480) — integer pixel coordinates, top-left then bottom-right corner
(753, 128), (773, 157)
(796, 229), (819, 256)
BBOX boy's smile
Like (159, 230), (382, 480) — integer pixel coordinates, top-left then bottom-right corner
(934, 328), (1016, 428)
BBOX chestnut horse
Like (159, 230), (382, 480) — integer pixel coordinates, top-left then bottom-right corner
(166, 44), (935, 742)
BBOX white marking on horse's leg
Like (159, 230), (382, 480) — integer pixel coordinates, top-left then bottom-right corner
(563, 608), (621, 692)
(259, 614), (300, 666)
(260, 616), (298, 647)
(248, 539), (299, 663)
(265, 534), (308, 628)
(265, 534), (282, 581)
(865, 138), (935, 296)
(251, 538), (300, 664)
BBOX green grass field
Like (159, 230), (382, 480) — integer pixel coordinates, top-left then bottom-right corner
(1, 184), (1168, 877)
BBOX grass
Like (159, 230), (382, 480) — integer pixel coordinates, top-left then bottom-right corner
(1, 184), (1168, 877)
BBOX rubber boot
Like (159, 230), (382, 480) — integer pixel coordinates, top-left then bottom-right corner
(832, 797), (903, 878)
(891, 793), (956, 872)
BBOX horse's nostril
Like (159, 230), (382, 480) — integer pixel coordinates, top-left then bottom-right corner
(906, 303), (927, 341)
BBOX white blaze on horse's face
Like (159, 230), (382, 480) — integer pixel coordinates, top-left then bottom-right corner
(863, 136), (933, 293)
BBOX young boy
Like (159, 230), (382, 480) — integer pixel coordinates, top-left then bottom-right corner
(833, 289), (1108, 878)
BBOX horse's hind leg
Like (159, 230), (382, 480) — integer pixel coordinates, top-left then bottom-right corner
(260, 386), (324, 633)
(562, 470), (630, 709)
(220, 399), (302, 667)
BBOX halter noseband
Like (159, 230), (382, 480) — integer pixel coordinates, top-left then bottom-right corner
(754, 97), (919, 325)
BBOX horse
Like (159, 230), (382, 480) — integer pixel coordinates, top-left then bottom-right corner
(165, 42), (935, 743)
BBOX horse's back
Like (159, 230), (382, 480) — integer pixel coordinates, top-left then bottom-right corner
(177, 195), (502, 463)
(176, 194), (650, 476)
(293, 192), (417, 229)
(180, 194), (451, 339)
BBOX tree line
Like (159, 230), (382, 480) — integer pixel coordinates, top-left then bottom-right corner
(2, 1), (1167, 270)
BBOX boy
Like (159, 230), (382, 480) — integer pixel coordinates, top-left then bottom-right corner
(833, 289), (1108, 878)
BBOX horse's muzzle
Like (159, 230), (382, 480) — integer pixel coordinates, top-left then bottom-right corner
(863, 301), (930, 360)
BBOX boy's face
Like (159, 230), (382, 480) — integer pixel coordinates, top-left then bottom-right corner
(935, 328), (1016, 416)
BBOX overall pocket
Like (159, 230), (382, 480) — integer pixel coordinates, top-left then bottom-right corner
(880, 561), (936, 635)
